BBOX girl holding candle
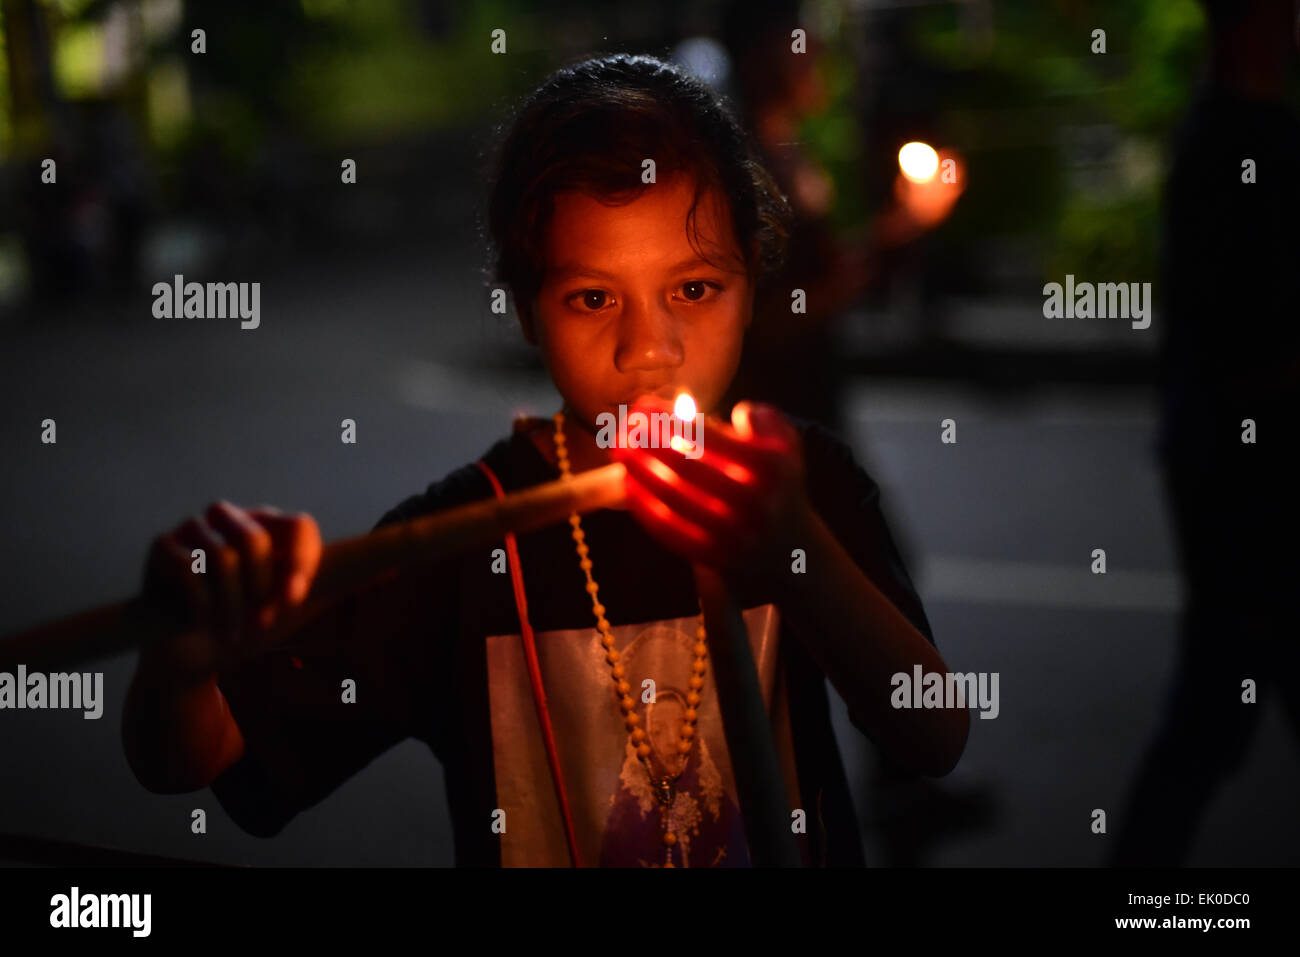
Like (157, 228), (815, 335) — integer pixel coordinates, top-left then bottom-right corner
(122, 53), (967, 868)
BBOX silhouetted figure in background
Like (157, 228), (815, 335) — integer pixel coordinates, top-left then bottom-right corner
(1113, 0), (1300, 866)
(715, 0), (990, 866)
(717, 0), (961, 439)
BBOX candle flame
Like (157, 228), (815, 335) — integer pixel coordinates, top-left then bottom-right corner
(899, 141), (939, 183)
(673, 392), (696, 421)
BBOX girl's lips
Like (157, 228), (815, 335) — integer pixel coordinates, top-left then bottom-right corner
(622, 390), (676, 407)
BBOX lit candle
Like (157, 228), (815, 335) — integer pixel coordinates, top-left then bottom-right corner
(670, 391), (698, 456)
(673, 392), (696, 421)
(898, 141), (940, 184)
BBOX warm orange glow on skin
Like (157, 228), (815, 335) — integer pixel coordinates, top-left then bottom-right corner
(528, 177), (753, 437)
(612, 393), (803, 570)
(646, 455), (678, 485)
(721, 461), (756, 485)
(730, 402), (753, 440)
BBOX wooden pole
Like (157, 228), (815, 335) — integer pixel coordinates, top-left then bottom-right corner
(693, 564), (802, 867)
(0, 463), (628, 672)
(0, 460), (803, 867)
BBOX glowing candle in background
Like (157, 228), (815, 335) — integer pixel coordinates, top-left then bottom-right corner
(898, 141), (940, 183)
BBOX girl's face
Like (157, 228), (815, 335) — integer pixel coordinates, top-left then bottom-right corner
(523, 174), (755, 434)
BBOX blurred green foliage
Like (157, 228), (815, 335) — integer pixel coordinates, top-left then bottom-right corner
(0, 12), (9, 156)
(282, 0), (534, 142)
(0, 0), (548, 160)
(800, 38), (868, 231)
(3, 0), (1286, 289)
(909, 0), (1209, 283)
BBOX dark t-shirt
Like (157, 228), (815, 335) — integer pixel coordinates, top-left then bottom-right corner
(211, 417), (934, 867)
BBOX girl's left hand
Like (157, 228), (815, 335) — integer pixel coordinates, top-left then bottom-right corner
(611, 399), (812, 581)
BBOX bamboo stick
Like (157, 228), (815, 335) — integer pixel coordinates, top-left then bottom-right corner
(0, 463), (628, 672)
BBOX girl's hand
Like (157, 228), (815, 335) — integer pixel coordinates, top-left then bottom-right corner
(140, 503), (322, 682)
(611, 399), (813, 582)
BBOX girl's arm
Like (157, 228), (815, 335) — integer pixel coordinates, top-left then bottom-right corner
(752, 500), (968, 777)
(123, 505), (324, 793)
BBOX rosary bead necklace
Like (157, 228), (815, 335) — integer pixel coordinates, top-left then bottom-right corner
(553, 409), (709, 868)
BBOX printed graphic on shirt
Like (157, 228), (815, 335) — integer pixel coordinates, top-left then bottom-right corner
(485, 604), (786, 867)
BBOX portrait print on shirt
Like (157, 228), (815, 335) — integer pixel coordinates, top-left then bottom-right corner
(485, 605), (790, 867)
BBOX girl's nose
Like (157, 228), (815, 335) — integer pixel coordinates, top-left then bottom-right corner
(614, 299), (684, 373)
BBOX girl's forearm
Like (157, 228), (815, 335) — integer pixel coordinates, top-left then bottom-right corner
(762, 505), (969, 776)
(122, 650), (246, 793)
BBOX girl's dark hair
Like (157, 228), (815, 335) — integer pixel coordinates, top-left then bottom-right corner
(484, 53), (791, 319)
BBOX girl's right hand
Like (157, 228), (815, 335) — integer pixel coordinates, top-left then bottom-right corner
(140, 502), (322, 681)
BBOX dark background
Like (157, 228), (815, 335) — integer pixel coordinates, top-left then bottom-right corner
(1, 0), (1296, 866)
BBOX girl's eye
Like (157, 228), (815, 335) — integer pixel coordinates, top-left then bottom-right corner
(570, 289), (613, 312)
(678, 280), (722, 303)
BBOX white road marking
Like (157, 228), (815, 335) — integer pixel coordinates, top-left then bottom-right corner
(916, 556), (1181, 611)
